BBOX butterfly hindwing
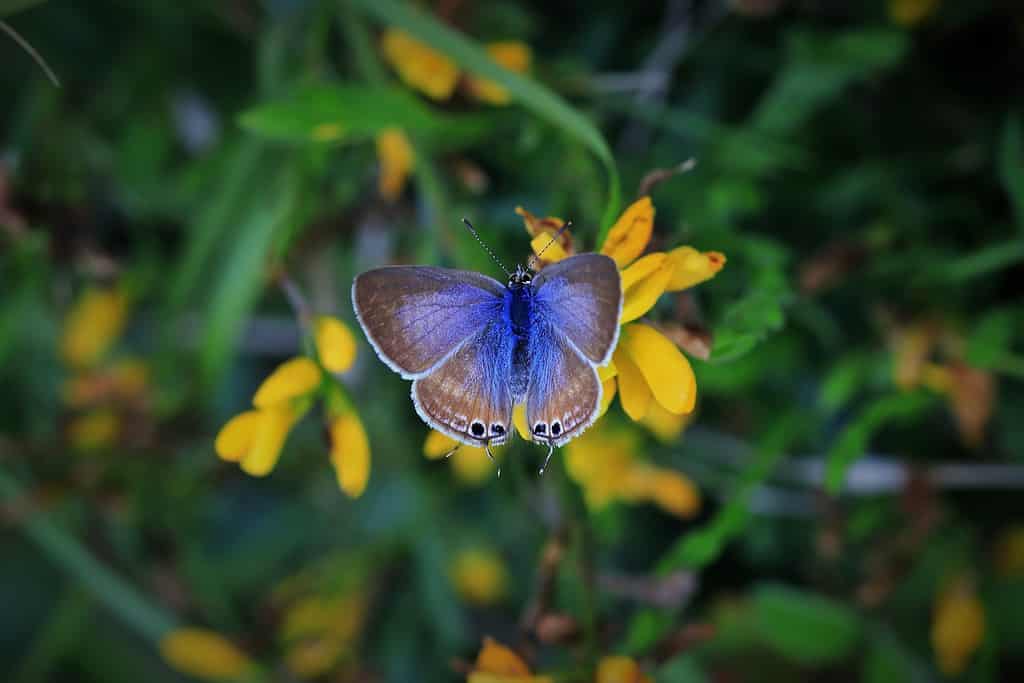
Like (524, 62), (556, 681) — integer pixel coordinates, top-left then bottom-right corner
(413, 317), (516, 446)
(524, 319), (602, 447)
(352, 266), (505, 378)
(532, 253), (622, 365)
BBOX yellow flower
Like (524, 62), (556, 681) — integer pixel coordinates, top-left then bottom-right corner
(61, 285), (128, 368)
(252, 357), (322, 408)
(381, 29), (459, 101)
(515, 206), (575, 267)
(931, 576), (985, 676)
(465, 41), (532, 105)
(330, 412), (371, 498)
(565, 421), (700, 518)
(524, 197), (724, 430)
(467, 637), (553, 683)
(423, 430), (500, 484)
(889, 0), (940, 26)
(281, 595), (367, 679)
(159, 628), (253, 682)
(314, 316), (358, 373)
(376, 127), (415, 201)
(67, 408), (120, 451)
(595, 655), (654, 683)
(216, 405), (299, 476)
(450, 547), (508, 606)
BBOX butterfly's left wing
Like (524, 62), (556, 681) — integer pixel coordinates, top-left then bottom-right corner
(412, 316), (517, 446)
(532, 253), (621, 365)
(523, 319), (602, 446)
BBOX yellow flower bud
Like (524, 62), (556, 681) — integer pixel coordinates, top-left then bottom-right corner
(159, 628), (253, 682)
(61, 286), (128, 368)
(600, 196), (654, 269)
(381, 29), (459, 100)
(314, 316), (357, 373)
(330, 412), (371, 498)
(450, 548), (508, 605)
(252, 357), (322, 408)
(932, 577), (985, 676)
(376, 128), (414, 201)
(465, 41), (532, 105)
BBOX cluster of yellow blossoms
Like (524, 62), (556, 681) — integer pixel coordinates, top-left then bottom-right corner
(214, 316), (370, 498)
(60, 284), (149, 450)
(467, 637), (653, 683)
(376, 29), (532, 200)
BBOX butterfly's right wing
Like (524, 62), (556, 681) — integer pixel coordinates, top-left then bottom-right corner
(532, 253), (621, 365)
(352, 266), (505, 379)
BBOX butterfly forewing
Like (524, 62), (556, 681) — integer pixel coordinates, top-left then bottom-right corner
(352, 266), (505, 378)
(532, 253), (622, 365)
(412, 320), (516, 446)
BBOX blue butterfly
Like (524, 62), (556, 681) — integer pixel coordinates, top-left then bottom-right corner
(351, 222), (622, 472)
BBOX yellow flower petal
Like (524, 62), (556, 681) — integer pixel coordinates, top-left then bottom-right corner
(620, 323), (696, 415)
(61, 286), (128, 368)
(424, 429), (459, 459)
(620, 252), (673, 324)
(465, 41), (532, 105)
(376, 127), (414, 201)
(252, 358), (322, 409)
(451, 446), (499, 484)
(314, 316), (358, 373)
(513, 404), (530, 441)
(381, 29), (458, 101)
(641, 467), (701, 518)
(598, 377), (617, 417)
(515, 206), (565, 239)
(68, 409), (120, 451)
(159, 628), (253, 682)
(600, 196), (654, 268)
(641, 401), (692, 443)
(240, 405), (296, 476)
(215, 410), (261, 462)
(932, 577), (985, 676)
(888, 0), (939, 26)
(613, 347), (652, 421)
(474, 637), (532, 676)
(596, 655), (653, 683)
(330, 412), (371, 498)
(450, 548), (508, 605)
(529, 232), (568, 263)
(597, 360), (618, 382)
(665, 247), (726, 291)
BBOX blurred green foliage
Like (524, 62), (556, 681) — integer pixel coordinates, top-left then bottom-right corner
(2, 1), (1024, 682)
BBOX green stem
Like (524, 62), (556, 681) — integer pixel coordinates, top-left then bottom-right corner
(0, 467), (176, 642)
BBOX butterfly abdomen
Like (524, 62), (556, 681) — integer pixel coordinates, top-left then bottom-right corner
(505, 284), (534, 403)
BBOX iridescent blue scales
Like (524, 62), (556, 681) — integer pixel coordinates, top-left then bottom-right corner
(352, 254), (622, 460)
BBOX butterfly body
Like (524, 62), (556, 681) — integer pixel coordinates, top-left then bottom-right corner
(352, 254), (622, 451)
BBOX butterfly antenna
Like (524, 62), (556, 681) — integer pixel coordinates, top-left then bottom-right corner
(462, 218), (511, 278)
(526, 220), (573, 272)
(538, 442), (555, 476)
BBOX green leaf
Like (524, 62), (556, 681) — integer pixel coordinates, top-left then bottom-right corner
(657, 654), (707, 683)
(347, 0), (621, 234)
(966, 308), (1019, 370)
(239, 83), (447, 142)
(940, 238), (1024, 283)
(0, 0), (45, 17)
(199, 170), (298, 385)
(657, 414), (806, 572)
(824, 392), (935, 494)
(753, 584), (862, 665)
(1000, 113), (1024, 233)
(753, 29), (907, 136)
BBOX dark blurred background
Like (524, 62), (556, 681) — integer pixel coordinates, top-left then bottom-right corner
(2, 0), (1024, 681)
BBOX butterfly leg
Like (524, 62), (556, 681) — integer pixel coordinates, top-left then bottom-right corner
(443, 445), (460, 459)
(484, 442), (501, 479)
(538, 441), (555, 476)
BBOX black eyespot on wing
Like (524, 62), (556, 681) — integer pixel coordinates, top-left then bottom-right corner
(491, 424), (505, 436)
(551, 421), (562, 437)
(470, 421), (486, 438)
(534, 423), (547, 435)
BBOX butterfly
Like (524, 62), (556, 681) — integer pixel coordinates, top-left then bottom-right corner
(351, 221), (622, 473)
